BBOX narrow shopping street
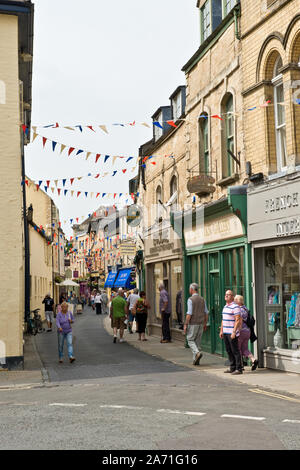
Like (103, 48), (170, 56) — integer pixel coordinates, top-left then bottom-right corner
(0, 306), (300, 450)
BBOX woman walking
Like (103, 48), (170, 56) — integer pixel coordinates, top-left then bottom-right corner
(56, 301), (76, 364)
(234, 295), (258, 371)
(133, 291), (150, 341)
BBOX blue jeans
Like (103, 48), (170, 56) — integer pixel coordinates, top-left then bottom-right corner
(58, 332), (73, 359)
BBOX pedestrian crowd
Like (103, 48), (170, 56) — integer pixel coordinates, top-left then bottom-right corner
(41, 282), (258, 374)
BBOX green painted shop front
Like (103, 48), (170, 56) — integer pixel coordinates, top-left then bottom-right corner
(181, 186), (253, 358)
(186, 238), (252, 356)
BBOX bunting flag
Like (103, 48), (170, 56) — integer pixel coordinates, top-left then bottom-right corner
(25, 100), (281, 138)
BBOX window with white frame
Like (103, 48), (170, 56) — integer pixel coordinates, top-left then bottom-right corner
(172, 93), (182, 121)
(154, 112), (163, 141)
(224, 0), (236, 15)
(169, 176), (178, 210)
(272, 56), (287, 171)
(201, 1), (211, 42)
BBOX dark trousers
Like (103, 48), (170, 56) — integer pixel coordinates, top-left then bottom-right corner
(96, 303), (102, 315)
(162, 312), (171, 341)
(223, 334), (242, 372)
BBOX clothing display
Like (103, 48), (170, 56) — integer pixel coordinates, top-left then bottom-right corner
(287, 293), (300, 327)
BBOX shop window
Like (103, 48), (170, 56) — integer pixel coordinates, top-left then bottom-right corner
(264, 245), (300, 350)
(171, 260), (183, 323)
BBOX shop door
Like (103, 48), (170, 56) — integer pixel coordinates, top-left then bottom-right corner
(210, 273), (223, 355)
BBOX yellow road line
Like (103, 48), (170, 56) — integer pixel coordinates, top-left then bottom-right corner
(249, 388), (300, 403)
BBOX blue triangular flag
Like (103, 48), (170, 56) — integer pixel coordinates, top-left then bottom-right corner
(44, 186), (48, 192)
(64, 189), (68, 196)
(85, 192), (88, 197)
(62, 179), (66, 187)
(104, 155), (110, 163)
(76, 149), (84, 155)
(153, 121), (163, 129)
(38, 180), (42, 187)
(126, 157), (133, 163)
(52, 141), (57, 151)
(112, 170), (117, 176)
(75, 125), (83, 132)
(102, 193), (106, 197)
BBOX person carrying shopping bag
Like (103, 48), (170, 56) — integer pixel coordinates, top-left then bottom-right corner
(56, 302), (76, 364)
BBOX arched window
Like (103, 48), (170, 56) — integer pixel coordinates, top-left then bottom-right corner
(169, 175), (178, 209)
(156, 185), (163, 221)
(221, 93), (234, 178)
(272, 55), (287, 171)
(199, 114), (210, 175)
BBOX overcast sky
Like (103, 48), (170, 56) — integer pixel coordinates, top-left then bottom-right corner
(25, 0), (199, 237)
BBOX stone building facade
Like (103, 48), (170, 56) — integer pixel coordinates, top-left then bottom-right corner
(0, 1), (34, 369)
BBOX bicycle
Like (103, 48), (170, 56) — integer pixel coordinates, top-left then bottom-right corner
(26, 308), (44, 335)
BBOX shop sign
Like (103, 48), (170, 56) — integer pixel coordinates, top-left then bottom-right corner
(185, 213), (244, 249)
(248, 180), (300, 242)
(120, 242), (136, 256)
(145, 232), (182, 261)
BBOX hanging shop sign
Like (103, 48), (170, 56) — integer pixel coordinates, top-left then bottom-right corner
(120, 242), (136, 256)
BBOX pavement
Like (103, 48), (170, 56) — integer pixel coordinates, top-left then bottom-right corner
(0, 310), (299, 400)
(103, 316), (300, 399)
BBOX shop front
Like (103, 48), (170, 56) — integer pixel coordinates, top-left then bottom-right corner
(182, 186), (252, 357)
(248, 177), (300, 373)
(144, 224), (183, 339)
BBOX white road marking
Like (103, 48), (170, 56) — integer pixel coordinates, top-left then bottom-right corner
(100, 405), (143, 410)
(157, 409), (206, 417)
(282, 419), (300, 424)
(49, 403), (87, 407)
(221, 414), (266, 421)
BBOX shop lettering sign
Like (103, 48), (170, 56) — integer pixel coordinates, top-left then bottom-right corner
(265, 193), (298, 214)
(276, 218), (300, 237)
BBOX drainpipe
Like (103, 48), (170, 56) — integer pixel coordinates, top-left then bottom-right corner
(21, 131), (30, 323)
(233, 3), (241, 40)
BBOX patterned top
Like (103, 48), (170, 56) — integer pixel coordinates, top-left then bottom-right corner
(239, 305), (250, 333)
(222, 302), (241, 336)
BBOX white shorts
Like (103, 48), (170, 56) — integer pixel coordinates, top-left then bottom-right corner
(45, 311), (53, 323)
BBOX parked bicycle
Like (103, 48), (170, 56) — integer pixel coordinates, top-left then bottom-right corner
(26, 308), (44, 335)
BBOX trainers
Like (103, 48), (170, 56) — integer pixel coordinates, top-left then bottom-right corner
(231, 370), (243, 375)
(193, 352), (203, 366)
(119, 338), (125, 343)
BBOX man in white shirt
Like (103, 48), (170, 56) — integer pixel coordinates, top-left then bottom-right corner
(184, 283), (209, 365)
(127, 288), (139, 334)
(94, 292), (102, 315)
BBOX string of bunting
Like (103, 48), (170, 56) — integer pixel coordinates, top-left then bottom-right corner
(21, 165), (138, 188)
(27, 99), (300, 132)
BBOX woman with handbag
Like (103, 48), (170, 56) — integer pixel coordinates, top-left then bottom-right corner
(234, 295), (258, 371)
(133, 291), (150, 341)
(56, 301), (76, 364)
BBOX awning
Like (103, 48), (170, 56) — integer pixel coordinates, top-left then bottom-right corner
(104, 272), (118, 288)
(113, 268), (135, 289)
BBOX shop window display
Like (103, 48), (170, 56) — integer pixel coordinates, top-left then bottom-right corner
(265, 245), (300, 350)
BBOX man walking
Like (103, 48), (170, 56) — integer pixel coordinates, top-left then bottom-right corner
(159, 282), (172, 343)
(220, 290), (243, 375)
(42, 293), (54, 332)
(184, 283), (209, 365)
(100, 290), (108, 315)
(127, 288), (139, 334)
(94, 292), (102, 315)
(110, 288), (127, 343)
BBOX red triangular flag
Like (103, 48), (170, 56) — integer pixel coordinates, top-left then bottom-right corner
(36, 184), (39, 191)
(68, 147), (75, 156)
(46, 180), (50, 187)
(22, 124), (27, 134)
(95, 154), (101, 163)
(42, 137), (47, 148)
(70, 178), (74, 185)
(151, 162), (157, 165)
(77, 191), (81, 197)
(57, 188), (61, 195)
(25, 180), (29, 186)
(122, 169), (127, 173)
(212, 115), (223, 121)
(87, 126), (95, 132)
(166, 120), (177, 128)
(96, 193), (100, 198)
